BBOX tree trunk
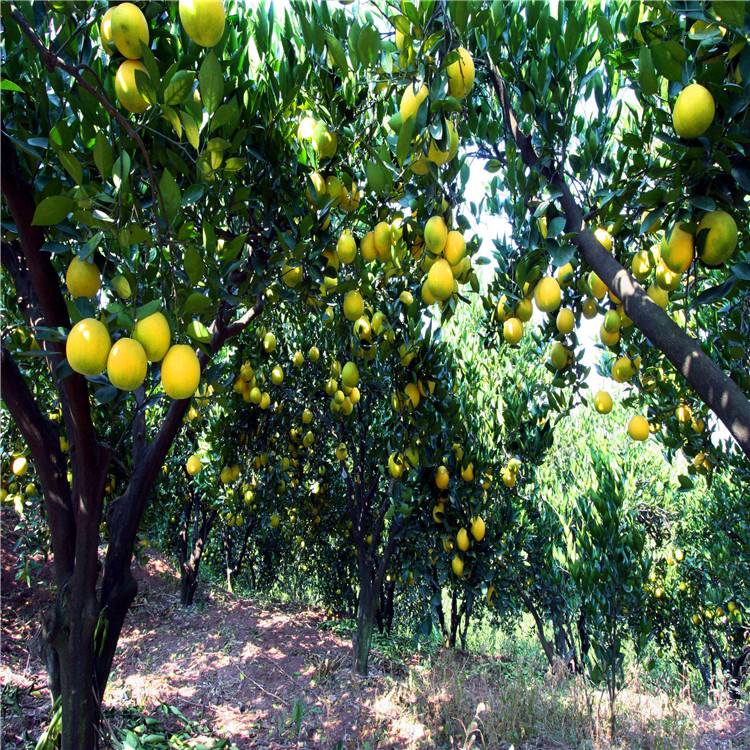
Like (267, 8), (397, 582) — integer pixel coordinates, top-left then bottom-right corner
(353, 575), (376, 676)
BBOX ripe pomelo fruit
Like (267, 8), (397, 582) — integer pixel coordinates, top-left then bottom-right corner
(516, 297), (533, 321)
(594, 227), (613, 252)
(426, 259), (454, 301)
(471, 516), (485, 542)
(161, 344), (200, 399)
(456, 528), (470, 551)
(672, 83), (715, 139)
(66, 256), (101, 298)
(435, 465), (449, 489)
(107, 337), (147, 391)
(133, 312), (171, 362)
(361, 231), (377, 262)
(341, 361), (359, 389)
(593, 390), (613, 414)
(587, 271), (607, 300)
(399, 82), (428, 120)
(336, 230), (357, 264)
(697, 210), (738, 266)
(428, 120), (459, 165)
(647, 283), (669, 308)
(424, 216), (448, 254)
(343, 290), (364, 321)
(549, 342), (569, 370)
(503, 317), (523, 344)
(179, 0), (226, 48)
(663, 224), (694, 273)
(111, 2), (149, 59)
(443, 230), (465, 266)
(373, 221), (392, 260)
(100, 7), (116, 53)
(186, 454), (202, 475)
(451, 555), (464, 577)
(556, 307), (575, 334)
(446, 47), (474, 99)
(627, 415), (650, 441)
(66, 318), (111, 376)
(115, 60), (150, 113)
(534, 276), (561, 312)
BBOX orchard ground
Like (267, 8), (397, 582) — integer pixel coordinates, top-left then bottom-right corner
(2, 521), (747, 750)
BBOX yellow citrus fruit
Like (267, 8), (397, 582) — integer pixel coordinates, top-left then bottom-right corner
(443, 230), (466, 266)
(271, 365), (284, 385)
(593, 390), (613, 414)
(424, 216), (448, 254)
(426, 259), (454, 301)
(373, 221), (392, 261)
(435, 465), (450, 490)
(446, 47), (474, 99)
(342, 361), (359, 389)
(336, 230), (357, 264)
(516, 297), (533, 321)
(111, 2), (149, 59)
(343, 290), (364, 321)
(627, 415), (650, 441)
(471, 516), (485, 542)
(631, 250), (652, 281)
(549, 342), (569, 370)
(556, 307), (575, 334)
(263, 331), (277, 353)
(612, 356), (635, 383)
(66, 256), (101, 298)
(306, 171), (326, 204)
(281, 264), (302, 288)
(582, 296), (598, 319)
(161, 344), (200, 399)
(179, 0), (226, 48)
(697, 210), (738, 266)
(588, 271), (607, 300)
(313, 125), (337, 159)
(133, 311), (171, 362)
(114, 60), (150, 113)
(308, 345), (320, 362)
(672, 83), (715, 139)
(66, 318), (111, 376)
(461, 462), (474, 482)
(456, 528), (470, 552)
(421, 281), (436, 305)
(428, 120), (459, 165)
(594, 227), (613, 252)
(663, 224), (694, 274)
(503, 317), (523, 344)
(655, 260), (681, 291)
(399, 83), (428, 120)
(534, 276), (562, 312)
(555, 262), (574, 287)
(11, 457), (28, 476)
(647, 284), (669, 308)
(451, 555), (464, 577)
(603, 310), (621, 333)
(361, 231), (377, 262)
(186, 454), (201, 475)
(599, 324), (620, 347)
(100, 7), (116, 53)
(404, 382), (420, 409)
(107, 337), (147, 391)
(388, 452), (404, 478)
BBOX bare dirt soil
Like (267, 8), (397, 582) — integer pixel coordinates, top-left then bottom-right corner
(2, 534), (748, 749)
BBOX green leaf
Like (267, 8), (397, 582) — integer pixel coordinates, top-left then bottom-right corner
(732, 262), (750, 281)
(93, 132), (113, 179)
(638, 47), (658, 96)
(546, 216), (566, 237)
(159, 170), (181, 223)
(136, 300), (163, 319)
(595, 13), (614, 44)
(187, 319), (212, 343)
(57, 151), (83, 185)
(325, 32), (348, 75)
(199, 51), (224, 114)
(163, 70), (195, 106)
(184, 246), (205, 284)
(396, 116), (416, 167)
(712, 1), (746, 28)
(650, 41), (687, 82)
(31, 196), (74, 226)
(183, 292), (212, 316)
(161, 105), (183, 140)
(181, 110), (200, 150)
(112, 151), (131, 191)
(1, 79), (24, 93)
